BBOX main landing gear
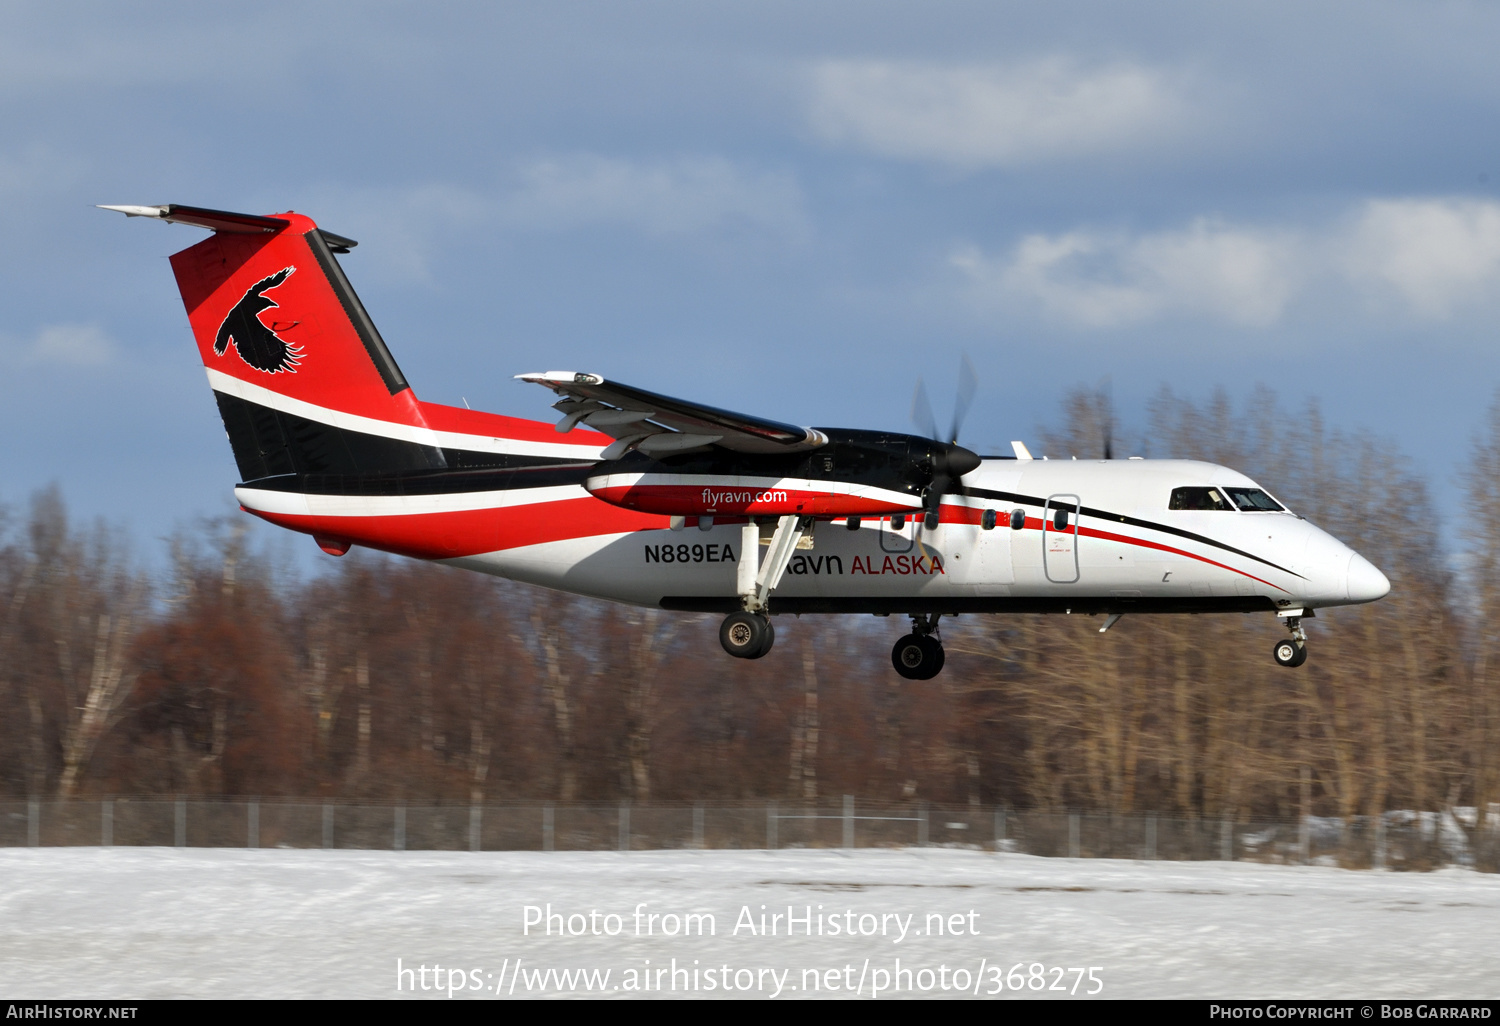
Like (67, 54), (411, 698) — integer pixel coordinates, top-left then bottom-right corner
(1273, 613), (1309, 668)
(720, 611), (775, 659)
(719, 514), (810, 661)
(892, 613), (946, 680)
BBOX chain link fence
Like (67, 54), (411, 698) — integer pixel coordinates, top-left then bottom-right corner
(1, 798), (1494, 870)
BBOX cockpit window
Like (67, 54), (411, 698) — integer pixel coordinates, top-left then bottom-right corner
(1224, 487), (1285, 512)
(1168, 486), (1234, 511)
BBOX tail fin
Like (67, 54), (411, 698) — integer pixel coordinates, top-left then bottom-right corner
(139, 205), (441, 482)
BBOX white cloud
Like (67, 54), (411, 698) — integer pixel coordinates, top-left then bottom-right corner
(501, 155), (808, 239)
(310, 153), (816, 273)
(16, 324), (118, 367)
(303, 183), (494, 284)
(809, 58), (1190, 169)
(308, 155), (808, 281)
(1343, 198), (1500, 318)
(955, 219), (1298, 328)
(956, 197), (1500, 329)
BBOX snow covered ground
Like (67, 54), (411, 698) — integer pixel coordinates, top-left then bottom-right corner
(1, 847), (1497, 999)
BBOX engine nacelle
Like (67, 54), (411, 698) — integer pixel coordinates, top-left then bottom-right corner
(584, 472), (924, 517)
(581, 427), (970, 518)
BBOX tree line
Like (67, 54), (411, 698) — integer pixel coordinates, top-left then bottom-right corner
(0, 387), (1494, 841)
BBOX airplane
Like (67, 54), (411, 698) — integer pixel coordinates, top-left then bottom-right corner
(102, 203), (1390, 679)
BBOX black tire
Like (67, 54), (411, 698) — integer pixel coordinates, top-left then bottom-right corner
(892, 634), (926, 679)
(721, 612), (771, 659)
(922, 636), (946, 678)
(1273, 638), (1304, 667)
(748, 620), (775, 659)
(892, 633), (943, 679)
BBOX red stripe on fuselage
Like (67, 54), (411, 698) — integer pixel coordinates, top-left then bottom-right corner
(247, 486), (1286, 592)
(932, 504), (1285, 592)
(417, 400), (611, 447)
(1004, 513), (1286, 593)
(246, 496), (669, 559)
(589, 483), (916, 517)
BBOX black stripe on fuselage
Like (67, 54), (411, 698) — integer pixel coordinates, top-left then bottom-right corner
(960, 485), (1304, 580)
(661, 595), (1280, 615)
(214, 390), (590, 488)
(243, 463), (595, 496)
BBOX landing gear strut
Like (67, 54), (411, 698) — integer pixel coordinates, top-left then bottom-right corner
(1273, 614), (1309, 668)
(892, 613), (946, 680)
(719, 514), (807, 660)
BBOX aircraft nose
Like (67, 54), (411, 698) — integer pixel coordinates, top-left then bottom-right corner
(1346, 553), (1390, 603)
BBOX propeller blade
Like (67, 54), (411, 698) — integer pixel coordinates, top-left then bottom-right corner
(915, 359), (980, 533)
(911, 378), (939, 441)
(1099, 374), (1113, 459)
(949, 353), (978, 443)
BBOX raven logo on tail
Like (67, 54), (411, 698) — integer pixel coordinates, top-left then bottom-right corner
(213, 267), (302, 373)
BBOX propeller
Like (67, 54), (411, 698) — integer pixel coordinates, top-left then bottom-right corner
(911, 377), (939, 443)
(1100, 376), (1114, 460)
(911, 355), (982, 528)
(912, 353), (978, 446)
(950, 352), (977, 446)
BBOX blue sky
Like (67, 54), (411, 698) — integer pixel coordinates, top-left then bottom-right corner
(3, 1), (1498, 563)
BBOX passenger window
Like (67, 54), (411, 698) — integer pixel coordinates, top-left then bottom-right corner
(1168, 487), (1234, 511)
(1053, 509), (1069, 531)
(1009, 509), (1025, 530)
(981, 509), (997, 530)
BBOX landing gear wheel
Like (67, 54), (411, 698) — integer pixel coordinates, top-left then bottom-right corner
(721, 612), (773, 659)
(892, 635), (926, 679)
(752, 620), (775, 659)
(892, 633), (945, 680)
(924, 635), (946, 676)
(1273, 638), (1307, 668)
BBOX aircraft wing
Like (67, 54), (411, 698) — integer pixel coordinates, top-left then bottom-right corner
(517, 371), (828, 459)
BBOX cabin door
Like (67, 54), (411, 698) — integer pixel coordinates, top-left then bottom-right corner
(1043, 494), (1081, 584)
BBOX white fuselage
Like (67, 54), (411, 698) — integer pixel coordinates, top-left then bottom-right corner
(438, 458), (1388, 614)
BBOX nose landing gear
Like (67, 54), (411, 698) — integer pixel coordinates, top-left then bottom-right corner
(1273, 614), (1309, 667)
(892, 613), (946, 680)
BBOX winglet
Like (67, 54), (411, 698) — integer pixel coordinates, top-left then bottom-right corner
(1011, 440), (1034, 460)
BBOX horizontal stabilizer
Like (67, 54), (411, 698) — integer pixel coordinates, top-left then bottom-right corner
(98, 203), (291, 235)
(99, 204), (359, 253)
